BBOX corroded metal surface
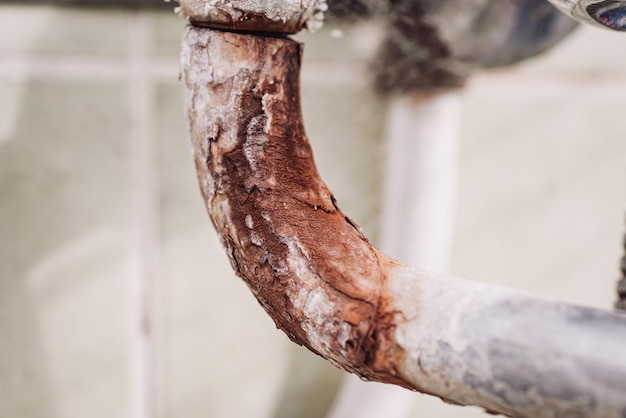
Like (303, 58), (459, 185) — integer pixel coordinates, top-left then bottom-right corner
(178, 0), (327, 33)
(181, 27), (410, 386)
(181, 25), (626, 417)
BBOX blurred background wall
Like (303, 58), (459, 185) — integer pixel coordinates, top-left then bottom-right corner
(0, 2), (624, 418)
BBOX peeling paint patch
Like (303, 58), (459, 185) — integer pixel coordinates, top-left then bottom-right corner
(250, 231), (263, 247)
(211, 194), (233, 235)
(284, 237), (318, 311)
(302, 286), (336, 352)
(244, 114), (268, 171)
(245, 214), (254, 229)
(303, 287), (334, 321)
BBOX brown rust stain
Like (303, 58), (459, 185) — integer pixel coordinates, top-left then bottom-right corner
(183, 27), (413, 389)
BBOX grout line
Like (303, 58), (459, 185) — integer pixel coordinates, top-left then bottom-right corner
(0, 54), (178, 80)
(128, 11), (157, 418)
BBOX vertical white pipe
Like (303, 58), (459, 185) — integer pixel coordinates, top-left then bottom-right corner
(379, 92), (460, 270)
(327, 91), (461, 418)
(128, 11), (156, 418)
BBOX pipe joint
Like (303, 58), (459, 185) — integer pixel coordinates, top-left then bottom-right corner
(177, 0), (327, 34)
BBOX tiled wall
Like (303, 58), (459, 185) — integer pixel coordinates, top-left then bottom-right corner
(1, 5), (624, 418)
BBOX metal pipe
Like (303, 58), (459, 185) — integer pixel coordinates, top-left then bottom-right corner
(390, 268), (626, 417)
(181, 26), (626, 417)
(177, 0), (327, 33)
(128, 11), (157, 418)
(546, 0), (626, 31)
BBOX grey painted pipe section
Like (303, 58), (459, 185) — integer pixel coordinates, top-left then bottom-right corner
(389, 268), (626, 417)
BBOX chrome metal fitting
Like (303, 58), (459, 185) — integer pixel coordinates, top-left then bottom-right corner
(548, 0), (626, 31)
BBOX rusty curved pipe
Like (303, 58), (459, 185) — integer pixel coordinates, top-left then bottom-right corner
(181, 26), (626, 417)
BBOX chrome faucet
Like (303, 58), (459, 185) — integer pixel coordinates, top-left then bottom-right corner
(548, 0), (626, 30)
